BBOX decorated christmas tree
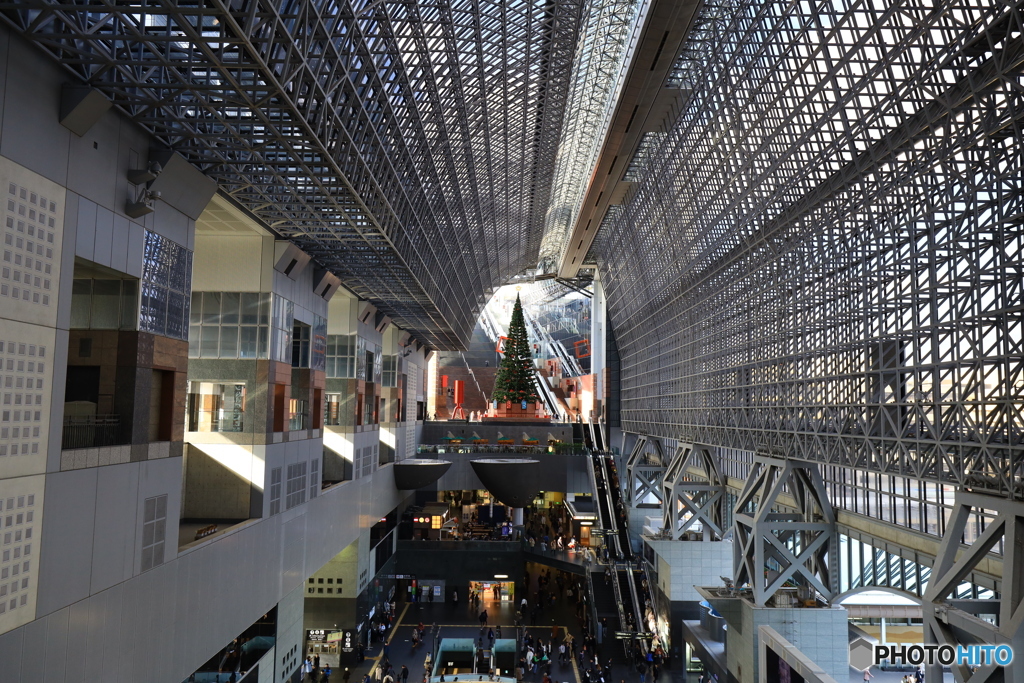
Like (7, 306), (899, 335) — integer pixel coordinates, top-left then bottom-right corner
(492, 294), (540, 404)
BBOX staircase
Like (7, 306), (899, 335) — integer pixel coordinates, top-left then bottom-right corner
(436, 323), (501, 415)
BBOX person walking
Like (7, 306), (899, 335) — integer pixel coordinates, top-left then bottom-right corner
(401, 665), (409, 683)
(323, 666), (332, 683)
(863, 670), (874, 683)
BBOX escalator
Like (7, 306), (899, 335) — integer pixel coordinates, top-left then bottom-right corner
(592, 568), (618, 621)
(476, 645), (491, 674)
(605, 456), (631, 560)
(589, 420), (605, 452)
(532, 364), (562, 418)
(588, 453), (658, 657)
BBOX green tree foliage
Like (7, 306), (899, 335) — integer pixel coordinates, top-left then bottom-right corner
(492, 294), (540, 404)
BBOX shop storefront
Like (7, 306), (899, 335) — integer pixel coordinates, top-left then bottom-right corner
(468, 580), (515, 602)
(306, 629), (342, 656)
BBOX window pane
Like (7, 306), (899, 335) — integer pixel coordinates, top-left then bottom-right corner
(220, 325), (239, 358)
(258, 326), (269, 358)
(91, 280), (122, 329)
(166, 291), (185, 340)
(189, 326), (201, 357)
(241, 292), (260, 325)
(240, 326), (259, 359)
(120, 280), (138, 330)
(189, 292), (203, 324)
(202, 292), (221, 325)
(200, 326), (220, 357)
(221, 292), (240, 325)
(70, 280), (92, 328)
(258, 292), (271, 325)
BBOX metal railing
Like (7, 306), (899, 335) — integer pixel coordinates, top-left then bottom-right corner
(62, 415), (123, 450)
(416, 443), (590, 455)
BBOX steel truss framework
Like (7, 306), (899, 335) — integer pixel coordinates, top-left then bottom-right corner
(624, 433), (997, 598)
(625, 435), (665, 507)
(662, 443), (726, 541)
(924, 491), (1024, 683)
(1, 0), (586, 349)
(733, 457), (838, 607)
(536, 0), (643, 274)
(599, 0), (1024, 498)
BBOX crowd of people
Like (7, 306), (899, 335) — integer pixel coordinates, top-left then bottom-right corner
(299, 654), (334, 682)
(521, 506), (600, 564)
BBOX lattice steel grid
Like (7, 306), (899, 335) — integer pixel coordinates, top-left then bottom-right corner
(536, 0), (644, 274)
(600, 0), (1024, 498)
(0, 0), (586, 350)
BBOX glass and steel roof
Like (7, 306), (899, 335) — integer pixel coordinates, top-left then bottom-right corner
(1, 0), (605, 349)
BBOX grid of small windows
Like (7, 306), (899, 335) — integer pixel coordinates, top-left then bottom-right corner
(140, 494), (167, 572)
(0, 494), (35, 615)
(821, 465), (1002, 551)
(325, 334), (356, 378)
(291, 323), (311, 368)
(307, 576), (345, 595)
(140, 231), (191, 340)
(310, 314), (327, 372)
(189, 292), (293, 363)
(356, 445), (378, 478)
(1, 183), (56, 307)
(285, 462), (307, 510)
(352, 337), (383, 383)
(0, 341), (46, 458)
(382, 355), (397, 387)
(269, 467), (283, 516)
(717, 445), (991, 546)
(69, 279), (138, 330)
(308, 459), (320, 500)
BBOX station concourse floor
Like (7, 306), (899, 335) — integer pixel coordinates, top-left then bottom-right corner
(300, 560), (955, 683)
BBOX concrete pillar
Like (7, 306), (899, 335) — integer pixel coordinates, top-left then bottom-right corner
(880, 617), (886, 644)
(513, 507), (524, 526)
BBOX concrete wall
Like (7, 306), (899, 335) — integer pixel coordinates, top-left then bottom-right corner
(0, 19), (197, 640)
(0, 462), (406, 682)
(308, 539), (359, 600)
(645, 539), (733, 602)
(0, 19), (433, 682)
(182, 443), (252, 519)
(192, 233), (270, 293)
(714, 598), (849, 683)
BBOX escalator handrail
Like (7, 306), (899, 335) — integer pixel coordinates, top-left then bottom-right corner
(609, 565), (631, 658)
(586, 455), (604, 530)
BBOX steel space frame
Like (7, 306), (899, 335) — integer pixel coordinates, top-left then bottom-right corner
(599, 0), (1024, 499)
(0, 0), (586, 349)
